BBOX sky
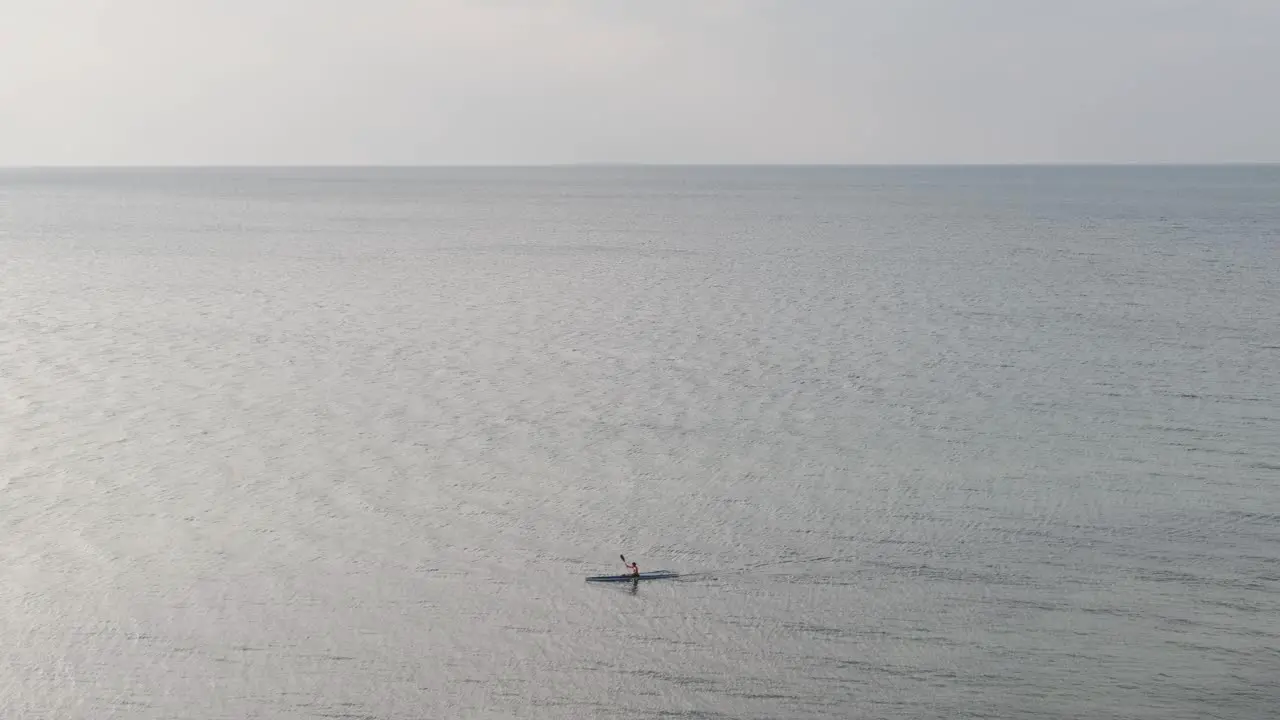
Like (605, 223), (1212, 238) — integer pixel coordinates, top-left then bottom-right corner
(2, 0), (1278, 165)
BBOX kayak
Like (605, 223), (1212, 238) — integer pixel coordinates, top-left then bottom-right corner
(586, 570), (679, 583)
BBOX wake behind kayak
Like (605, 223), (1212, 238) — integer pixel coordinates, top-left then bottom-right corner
(586, 570), (679, 583)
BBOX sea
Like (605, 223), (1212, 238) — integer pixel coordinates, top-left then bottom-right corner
(1, 166), (1277, 719)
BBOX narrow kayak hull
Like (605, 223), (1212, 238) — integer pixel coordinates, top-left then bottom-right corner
(586, 571), (679, 582)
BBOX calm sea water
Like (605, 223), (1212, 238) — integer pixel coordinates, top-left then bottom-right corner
(1, 166), (1277, 719)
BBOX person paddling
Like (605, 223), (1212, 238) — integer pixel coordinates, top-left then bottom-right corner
(621, 554), (639, 577)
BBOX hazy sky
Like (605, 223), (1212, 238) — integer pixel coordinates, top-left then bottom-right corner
(3, 0), (1277, 165)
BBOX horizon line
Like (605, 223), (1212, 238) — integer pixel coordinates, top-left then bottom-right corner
(3, 161), (1279, 170)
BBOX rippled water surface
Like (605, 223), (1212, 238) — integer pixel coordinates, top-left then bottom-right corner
(2, 166), (1278, 718)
